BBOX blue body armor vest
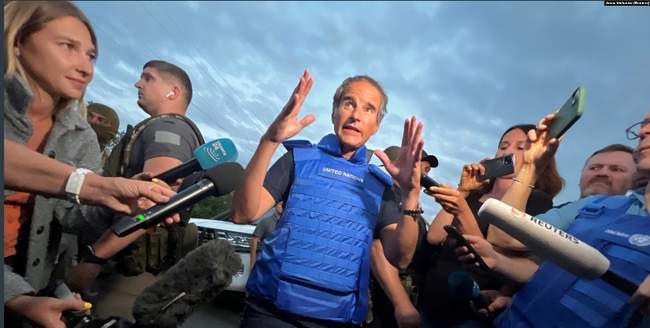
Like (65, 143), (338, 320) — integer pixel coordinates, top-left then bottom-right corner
(246, 134), (392, 324)
(497, 195), (650, 328)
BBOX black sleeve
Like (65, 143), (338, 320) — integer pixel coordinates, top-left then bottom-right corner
(374, 186), (401, 238)
(139, 117), (200, 163)
(525, 190), (554, 216)
(263, 151), (294, 204)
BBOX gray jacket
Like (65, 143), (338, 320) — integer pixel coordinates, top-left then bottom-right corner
(3, 76), (101, 302)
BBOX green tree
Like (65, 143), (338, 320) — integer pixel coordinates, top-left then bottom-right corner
(190, 192), (233, 218)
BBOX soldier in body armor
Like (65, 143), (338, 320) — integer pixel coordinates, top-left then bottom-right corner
(68, 60), (203, 320)
(232, 71), (427, 327)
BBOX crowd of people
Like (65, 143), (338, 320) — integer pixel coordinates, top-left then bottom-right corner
(3, 1), (649, 328)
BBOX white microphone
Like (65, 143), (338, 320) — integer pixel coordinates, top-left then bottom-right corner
(478, 198), (637, 294)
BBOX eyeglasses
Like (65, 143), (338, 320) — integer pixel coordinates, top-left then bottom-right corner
(626, 119), (650, 140)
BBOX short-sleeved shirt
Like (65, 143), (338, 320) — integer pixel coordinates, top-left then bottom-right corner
(538, 188), (648, 230)
(263, 152), (400, 238)
(125, 116), (201, 177)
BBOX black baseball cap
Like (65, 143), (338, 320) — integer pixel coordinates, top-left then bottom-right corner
(383, 146), (438, 168)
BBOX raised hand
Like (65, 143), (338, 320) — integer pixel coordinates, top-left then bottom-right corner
(263, 70), (316, 143)
(458, 162), (489, 196)
(374, 116), (424, 193)
(523, 113), (561, 175)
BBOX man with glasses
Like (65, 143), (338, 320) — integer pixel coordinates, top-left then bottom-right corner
(461, 110), (650, 327)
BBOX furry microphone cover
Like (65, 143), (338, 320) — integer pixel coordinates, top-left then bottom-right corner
(132, 239), (243, 327)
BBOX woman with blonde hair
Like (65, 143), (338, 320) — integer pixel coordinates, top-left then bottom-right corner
(4, 1), (101, 326)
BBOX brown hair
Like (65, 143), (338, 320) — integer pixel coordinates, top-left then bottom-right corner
(144, 60), (193, 107)
(481, 124), (565, 197)
(583, 143), (635, 167)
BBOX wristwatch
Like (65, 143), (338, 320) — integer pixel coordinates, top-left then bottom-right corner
(65, 168), (93, 204)
(79, 244), (108, 265)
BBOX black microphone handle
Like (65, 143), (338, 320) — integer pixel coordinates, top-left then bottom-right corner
(112, 179), (214, 237)
(154, 159), (200, 184)
(601, 270), (638, 295)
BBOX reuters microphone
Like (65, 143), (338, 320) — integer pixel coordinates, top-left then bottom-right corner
(154, 138), (238, 183)
(478, 198), (638, 294)
(111, 162), (245, 237)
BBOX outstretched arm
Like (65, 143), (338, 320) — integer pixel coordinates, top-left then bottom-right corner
(4, 139), (174, 214)
(375, 117), (424, 269)
(488, 113), (560, 249)
(232, 71), (315, 224)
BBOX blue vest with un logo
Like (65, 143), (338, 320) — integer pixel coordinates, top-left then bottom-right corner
(246, 134), (391, 324)
(496, 195), (650, 328)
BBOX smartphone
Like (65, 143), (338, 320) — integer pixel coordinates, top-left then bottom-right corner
(548, 86), (586, 139)
(444, 225), (490, 271)
(479, 154), (515, 181)
(421, 174), (441, 189)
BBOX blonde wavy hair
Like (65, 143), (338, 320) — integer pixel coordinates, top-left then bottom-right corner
(4, 0), (98, 117)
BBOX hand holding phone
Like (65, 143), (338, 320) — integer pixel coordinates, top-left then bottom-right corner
(444, 225), (491, 271)
(421, 174), (441, 189)
(548, 86), (585, 139)
(478, 154), (515, 181)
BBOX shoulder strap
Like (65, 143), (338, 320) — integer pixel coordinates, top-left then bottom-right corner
(104, 114), (205, 177)
(282, 139), (312, 151)
(578, 195), (635, 218)
(368, 164), (392, 188)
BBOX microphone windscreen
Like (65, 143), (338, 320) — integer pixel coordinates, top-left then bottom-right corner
(132, 239), (243, 327)
(478, 198), (610, 279)
(194, 138), (238, 169)
(204, 162), (245, 196)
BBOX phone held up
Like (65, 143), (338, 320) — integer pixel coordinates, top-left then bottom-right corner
(548, 86), (586, 139)
(479, 153), (515, 181)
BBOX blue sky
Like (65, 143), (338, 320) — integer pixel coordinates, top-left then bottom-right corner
(76, 1), (649, 217)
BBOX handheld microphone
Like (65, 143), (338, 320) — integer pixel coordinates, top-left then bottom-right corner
(111, 162), (245, 237)
(448, 271), (490, 315)
(132, 239), (243, 328)
(478, 198), (638, 294)
(154, 138), (238, 184)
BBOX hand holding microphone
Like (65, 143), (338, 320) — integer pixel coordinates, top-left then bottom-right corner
(112, 162), (245, 237)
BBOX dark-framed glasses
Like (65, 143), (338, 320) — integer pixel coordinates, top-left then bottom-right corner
(626, 119), (650, 140)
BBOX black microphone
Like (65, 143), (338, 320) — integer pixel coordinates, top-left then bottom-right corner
(111, 162), (244, 237)
(448, 271), (492, 317)
(132, 239), (243, 328)
(154, 138), (238, 184)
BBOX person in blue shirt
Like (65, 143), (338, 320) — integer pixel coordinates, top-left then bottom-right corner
(231, 71), (426, 327)
(534, 143), (636, 231)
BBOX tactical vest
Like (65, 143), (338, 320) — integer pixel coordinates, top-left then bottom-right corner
(105, 114), (205, 275)
(497, 195), (650, 328)
(246, 135), (391, 324)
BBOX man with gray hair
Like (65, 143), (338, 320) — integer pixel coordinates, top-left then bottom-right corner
(232, 71), (426, 327)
